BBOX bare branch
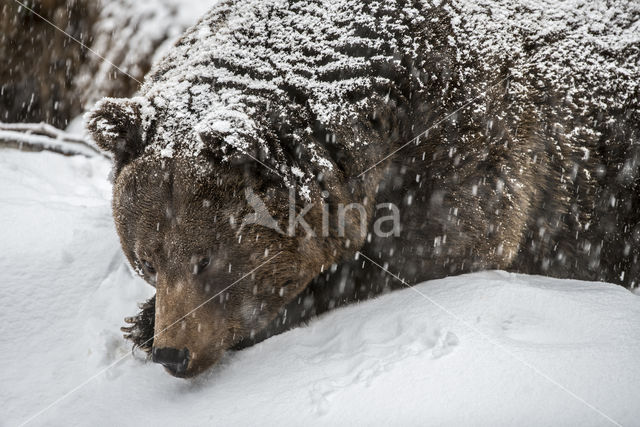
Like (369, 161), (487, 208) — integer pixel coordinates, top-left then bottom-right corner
(0, 122), (108, 158)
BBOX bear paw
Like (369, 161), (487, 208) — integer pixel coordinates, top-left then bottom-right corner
(121, 295), (155, 355)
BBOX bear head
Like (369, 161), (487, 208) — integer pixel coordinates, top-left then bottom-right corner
(86, 97), (363, 377)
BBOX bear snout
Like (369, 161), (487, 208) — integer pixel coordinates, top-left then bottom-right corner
(152, 347), (190, 377)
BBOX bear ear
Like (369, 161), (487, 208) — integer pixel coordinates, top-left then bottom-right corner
(86, 97), (155, 171)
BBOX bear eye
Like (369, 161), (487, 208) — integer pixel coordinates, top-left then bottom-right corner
(196, 257), (210, 274)
(142, 259), (156, 274)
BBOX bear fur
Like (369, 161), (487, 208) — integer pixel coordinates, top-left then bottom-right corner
(88, 0), (640, 377)
(0, 0), (199, 127)
(0, 0), (97, 127)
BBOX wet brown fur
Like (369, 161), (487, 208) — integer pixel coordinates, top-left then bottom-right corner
(0, 0), (97, 126)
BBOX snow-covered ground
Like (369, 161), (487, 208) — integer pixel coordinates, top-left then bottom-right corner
(1, 150), (640, 426)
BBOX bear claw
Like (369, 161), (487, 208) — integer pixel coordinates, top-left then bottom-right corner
(121, 295), (156, 355)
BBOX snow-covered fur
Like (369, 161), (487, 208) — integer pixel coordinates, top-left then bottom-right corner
(88, 0), (640, 376)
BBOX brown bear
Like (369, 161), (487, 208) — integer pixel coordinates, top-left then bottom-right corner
(0, 0), (199, 128)
(0, 0), (97, 127)
(88, 0), (640, 377)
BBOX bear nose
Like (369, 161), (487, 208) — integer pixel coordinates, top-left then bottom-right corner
(152, 347), (190, 375)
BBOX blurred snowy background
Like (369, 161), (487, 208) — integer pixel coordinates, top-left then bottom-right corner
(1, 1), (639, 426)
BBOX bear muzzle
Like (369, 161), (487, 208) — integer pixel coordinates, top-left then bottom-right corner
(152, 347), (190, 377)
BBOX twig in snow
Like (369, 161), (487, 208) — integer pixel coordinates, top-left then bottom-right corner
(0, 122), (108, 158)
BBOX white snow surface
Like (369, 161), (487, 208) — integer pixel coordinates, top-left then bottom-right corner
(2, 150), (640, 426)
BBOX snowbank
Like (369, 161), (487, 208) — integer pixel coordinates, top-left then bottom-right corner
(1, 150), (639, 426)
